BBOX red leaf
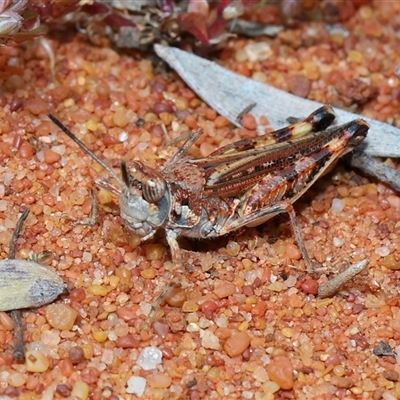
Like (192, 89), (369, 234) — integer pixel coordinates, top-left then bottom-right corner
(178, 12), (209, 44)
(207, 14), (227, 40)
(81, 3), (109, 15)
(105, 13), (136, 29)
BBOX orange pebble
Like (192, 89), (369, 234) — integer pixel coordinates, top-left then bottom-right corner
(241, 113), (257, 130)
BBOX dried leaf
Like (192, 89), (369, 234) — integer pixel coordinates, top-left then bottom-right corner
(154, 44), (400, 159)
(0, 260), (66, 311)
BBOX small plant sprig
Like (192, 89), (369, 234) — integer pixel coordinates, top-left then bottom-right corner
(0, 1), (371, 49)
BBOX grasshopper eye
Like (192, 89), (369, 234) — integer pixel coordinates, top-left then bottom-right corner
(142, 176), (167, 203)
(121, 161), (167, 204)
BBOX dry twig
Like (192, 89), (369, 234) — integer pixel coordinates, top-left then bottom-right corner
(318, 260), (369, 299)
(8, 209), (30, 361)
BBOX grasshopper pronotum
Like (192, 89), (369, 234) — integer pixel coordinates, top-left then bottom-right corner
(48, 106), (368, 271)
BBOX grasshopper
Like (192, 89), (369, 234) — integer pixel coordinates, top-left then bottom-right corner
(48, 106), (368, 271)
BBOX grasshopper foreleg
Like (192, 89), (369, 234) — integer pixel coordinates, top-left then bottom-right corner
(60, 188), (98, 228)
(166, 229), (182, 266)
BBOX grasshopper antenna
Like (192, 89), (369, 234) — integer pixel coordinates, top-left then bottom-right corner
(48, 114), (125, 188)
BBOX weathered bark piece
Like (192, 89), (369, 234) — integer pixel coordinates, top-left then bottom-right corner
(155, 44), (400, 159)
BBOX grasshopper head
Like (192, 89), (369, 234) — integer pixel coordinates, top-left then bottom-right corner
(47, 114), (171, 241)
(119, 161), (170, 240)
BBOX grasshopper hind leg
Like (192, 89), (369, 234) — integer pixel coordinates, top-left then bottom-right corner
(223, 200), (316, 272)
